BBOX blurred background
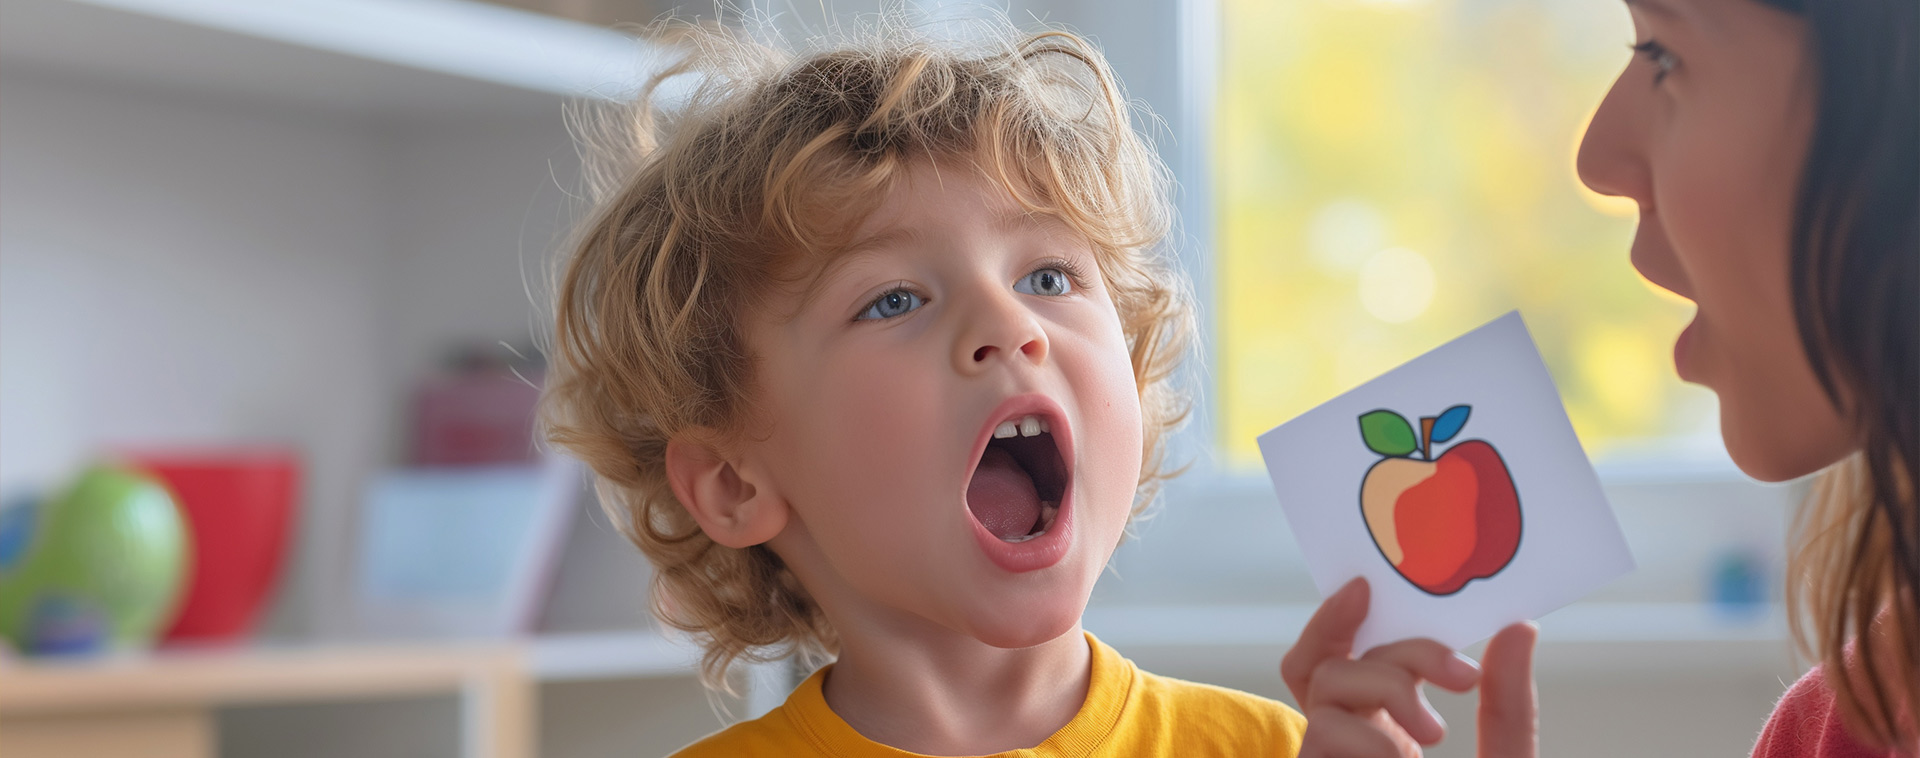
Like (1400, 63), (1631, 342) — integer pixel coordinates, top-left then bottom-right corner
(0, 0), (1798, 756)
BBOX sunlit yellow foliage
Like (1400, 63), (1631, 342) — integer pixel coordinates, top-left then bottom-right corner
(1216, 0), (1713, 465)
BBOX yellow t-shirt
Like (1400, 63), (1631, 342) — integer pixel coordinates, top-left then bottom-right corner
(670, 632), (1306, 757)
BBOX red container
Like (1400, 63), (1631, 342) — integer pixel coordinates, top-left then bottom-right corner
(411, 370), (542, 466)
(128, 449), (299, 643)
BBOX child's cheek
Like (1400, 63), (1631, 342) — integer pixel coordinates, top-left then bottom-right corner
(796, 338), (958, 519)
(1067, 303), (1145, 521)
(834, 357), (942, 460)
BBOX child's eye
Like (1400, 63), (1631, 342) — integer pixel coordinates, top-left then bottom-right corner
(856, 288), (924, 320)
(1630, 39), (1679, 86)
(1015, 268), (1074, 297)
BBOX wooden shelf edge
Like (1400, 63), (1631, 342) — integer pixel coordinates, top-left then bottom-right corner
(528, 630), (701, 682)
(0, 641), (525, 715)
(0, 605), (1789, 716)
(0, 629), (704, 715)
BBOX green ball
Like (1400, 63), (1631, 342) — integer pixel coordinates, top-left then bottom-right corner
(0, 465), (190, 655)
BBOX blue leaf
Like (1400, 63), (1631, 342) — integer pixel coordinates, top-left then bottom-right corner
(1429, 405), (1472, 444)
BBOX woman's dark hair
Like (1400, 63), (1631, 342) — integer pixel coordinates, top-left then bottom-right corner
(1764, 0), (1920, 747)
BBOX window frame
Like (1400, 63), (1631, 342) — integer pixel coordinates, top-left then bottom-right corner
(1163, 0), (1751, 493)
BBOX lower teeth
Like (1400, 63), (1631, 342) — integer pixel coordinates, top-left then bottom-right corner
(999, 502), (1060, 544)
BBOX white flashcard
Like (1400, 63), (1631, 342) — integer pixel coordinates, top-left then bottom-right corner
(1258, 311), (1634, 653)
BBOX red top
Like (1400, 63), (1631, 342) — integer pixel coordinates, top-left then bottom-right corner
(1753, 665), (1904, 758)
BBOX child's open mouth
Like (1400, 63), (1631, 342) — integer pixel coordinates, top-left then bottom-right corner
(967, 413), (1069, 544)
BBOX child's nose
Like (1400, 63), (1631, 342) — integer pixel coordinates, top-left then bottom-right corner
(956, 292), (1050, 373)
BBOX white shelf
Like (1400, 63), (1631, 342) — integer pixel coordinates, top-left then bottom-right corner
(1082, 602), (1799, 675)
(530, 604), (1790, 683)
(532, 604), (1792, 681)
(528, 629), (700, 683)
(0, 0), (673, 117)
(6, 604), (1780, 704)
(1083, 602), (1785, 647)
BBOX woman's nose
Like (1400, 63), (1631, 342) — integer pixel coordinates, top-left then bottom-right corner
(955, 289), (1050, 373)
(1576, 72), (1653, 205)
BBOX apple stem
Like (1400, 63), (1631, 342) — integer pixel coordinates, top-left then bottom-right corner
(1419, 417), (1436, 461)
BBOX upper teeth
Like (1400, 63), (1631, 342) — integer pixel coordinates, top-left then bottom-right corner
(994, 415), (1051, 439)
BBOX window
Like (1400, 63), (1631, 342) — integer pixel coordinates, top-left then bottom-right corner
(1212, 0), (1720, 469)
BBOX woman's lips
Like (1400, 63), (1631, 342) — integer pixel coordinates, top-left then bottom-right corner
(1630, 209), (1695, 302)
(1674, 317), (1699, 382)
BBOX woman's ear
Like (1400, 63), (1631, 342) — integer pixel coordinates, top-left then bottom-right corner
(664, 431), (788, 548)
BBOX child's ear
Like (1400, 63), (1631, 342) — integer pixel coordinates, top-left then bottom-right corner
(663, 431), (788, 548)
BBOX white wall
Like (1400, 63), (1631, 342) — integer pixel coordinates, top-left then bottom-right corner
(0, 67), (392, 637)
(0, 63), (583, 639)
(377, 116), (584, 399)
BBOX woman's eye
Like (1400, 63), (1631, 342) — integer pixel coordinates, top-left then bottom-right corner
(1015, 268), (1074, 297)
(857, 289), (924, 320)
(1631, 39), (1679, 85)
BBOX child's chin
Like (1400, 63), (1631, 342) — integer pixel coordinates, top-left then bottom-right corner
(964, 601), (1086, 650)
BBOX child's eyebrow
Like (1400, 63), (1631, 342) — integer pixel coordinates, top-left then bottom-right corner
(837, 225), (924, 260)
(788, 225), (924, 315)
(994, 206), (1060, 235)
(792, 206), (1070, 313)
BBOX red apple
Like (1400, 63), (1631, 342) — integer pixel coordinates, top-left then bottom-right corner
(1357, 406), (1521, 596)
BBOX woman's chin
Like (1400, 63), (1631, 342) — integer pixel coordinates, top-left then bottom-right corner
(1720, 406), (1853, 483)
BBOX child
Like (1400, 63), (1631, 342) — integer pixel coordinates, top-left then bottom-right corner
(540, 18), (1307, 757)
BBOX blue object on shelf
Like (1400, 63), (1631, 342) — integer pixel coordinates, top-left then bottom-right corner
(0, 495), (39, 573)
(1709, 548), (1768, 619)
(352, 457), (580, 639)
(25, 592), (110, 656)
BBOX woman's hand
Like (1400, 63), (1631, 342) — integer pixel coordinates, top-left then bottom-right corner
(1280, 578), (1540, 757)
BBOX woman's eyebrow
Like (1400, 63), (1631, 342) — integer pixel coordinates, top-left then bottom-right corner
(1624, 0), (1693, 26)
(1624, 0), (1721, 43)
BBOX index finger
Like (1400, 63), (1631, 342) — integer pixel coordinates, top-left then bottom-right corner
(1281, 577), (1370, 703)
(1477, 621), (1539, 758)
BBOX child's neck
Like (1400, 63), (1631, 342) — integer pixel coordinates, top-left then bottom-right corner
(821, 622), (1093, 755)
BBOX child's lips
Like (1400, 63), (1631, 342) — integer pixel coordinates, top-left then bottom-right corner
(968, 494), (1074, 573)
(963, 394), (1076, 572)
(964, 395), (1075, 507)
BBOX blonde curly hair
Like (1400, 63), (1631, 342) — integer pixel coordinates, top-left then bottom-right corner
(540, 16), (1193, 690)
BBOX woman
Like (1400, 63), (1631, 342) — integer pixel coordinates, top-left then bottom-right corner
(1280, 0), (1917, 753)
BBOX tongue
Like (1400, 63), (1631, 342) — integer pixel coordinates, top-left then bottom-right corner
(967, 446), (1042, 540)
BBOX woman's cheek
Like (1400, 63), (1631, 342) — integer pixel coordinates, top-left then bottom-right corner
(1653, 144), (1725, 277)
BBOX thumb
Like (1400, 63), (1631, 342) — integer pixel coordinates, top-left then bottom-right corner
(1280, 577), (1370, 704)
(1477, 621), (1539, 758)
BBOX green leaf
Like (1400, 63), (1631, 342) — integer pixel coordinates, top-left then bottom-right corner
(1358, 410), (1417, 457)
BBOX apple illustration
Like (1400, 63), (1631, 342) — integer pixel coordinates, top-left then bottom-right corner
(1357, 404), (1521, 596)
